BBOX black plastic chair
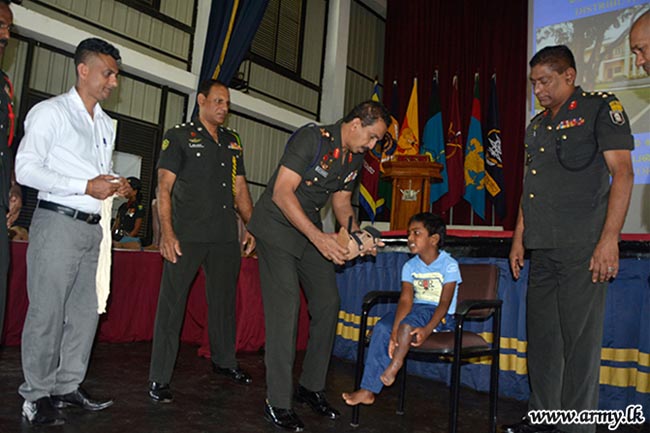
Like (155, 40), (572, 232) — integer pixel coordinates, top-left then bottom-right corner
(350, 263), (502, 433)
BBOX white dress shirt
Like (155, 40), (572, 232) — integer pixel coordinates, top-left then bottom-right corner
(16, 86), (116, 214)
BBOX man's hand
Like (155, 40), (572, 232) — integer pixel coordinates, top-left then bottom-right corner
(6, 184), (21, 227)
(509, 241), (525, 280)
(160, 229), (182, 263)
(313, 231), (349, 265)
(242, 231), (256, 256)
(85, 175), (120, 200)
(115, 177), (134, 197)
(590, 237), (619, 283)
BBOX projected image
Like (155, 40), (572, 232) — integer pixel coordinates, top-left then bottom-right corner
(533, 3), (650, 184)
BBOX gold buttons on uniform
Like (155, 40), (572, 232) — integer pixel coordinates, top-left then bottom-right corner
(531, 169), (537, 175)
(529, 193), (535, 199)
(546, 125), (552, 130)
(562, 135), (567, 140)
(540, 147), (545, 152)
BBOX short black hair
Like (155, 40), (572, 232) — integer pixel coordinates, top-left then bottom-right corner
(408, 212), (446, 247)
(74, 38), (121, 68)
(342, 100), (391, 129)
(198, 79), (228, 97)
(529, 45), (576, 74)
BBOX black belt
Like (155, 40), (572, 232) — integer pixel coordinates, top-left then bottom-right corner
(38, 200), (101, 225)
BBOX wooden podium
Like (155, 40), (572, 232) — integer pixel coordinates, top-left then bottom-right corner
(381, 157), (443, 230)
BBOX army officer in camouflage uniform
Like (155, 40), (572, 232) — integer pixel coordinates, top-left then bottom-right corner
(148, 80), (255, 403)
(248, 100), (390, 432)
(506, 46), (634, 433)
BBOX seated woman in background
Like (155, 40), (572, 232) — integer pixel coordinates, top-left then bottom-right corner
(112, 177), (144, 248)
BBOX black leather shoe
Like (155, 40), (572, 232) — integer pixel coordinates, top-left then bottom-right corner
(212, 363), (252, 384)
(51, 387), (113, 411)
(502, 416), (556, 433)
(22, 397), (65, 426)
(294, 385), (340, 420)
(148, 381), (173, 403)
(264, 399), (304, 432)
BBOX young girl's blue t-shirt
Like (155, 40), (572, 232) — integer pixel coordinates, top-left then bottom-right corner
(401, 250), (462, 314)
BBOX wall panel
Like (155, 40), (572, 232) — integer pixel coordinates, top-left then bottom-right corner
(301, 0), (326, 85)
(164, 92), (187, 132)
(226, 113), (291, 202)
(25, 0), (195, 66)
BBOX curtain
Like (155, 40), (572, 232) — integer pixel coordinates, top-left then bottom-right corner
(383, 0), (528, 230)
(198, 0), (269, 86)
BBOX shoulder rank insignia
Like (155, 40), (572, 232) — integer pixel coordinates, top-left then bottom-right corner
(162, 138), (170, 150)
(228, 141), (242, 150)
(320, 128), (333, 140)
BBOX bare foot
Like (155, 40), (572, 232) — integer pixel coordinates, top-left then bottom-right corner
(380, 361), (402, 386)
(341, 389), (375, 406)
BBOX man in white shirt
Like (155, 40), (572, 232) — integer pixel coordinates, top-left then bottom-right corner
(15, 38), (130, 426)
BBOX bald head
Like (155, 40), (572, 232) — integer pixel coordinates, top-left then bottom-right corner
(631, 10), (650, 75)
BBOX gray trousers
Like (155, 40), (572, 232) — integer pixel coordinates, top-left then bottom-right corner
(149, 241), (240, 384)
(19, 208), (101, 401)
(256, 239), (340, 408)
(527, 245), (607, 433)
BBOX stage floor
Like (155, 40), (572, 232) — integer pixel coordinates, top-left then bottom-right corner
(0, 343), (647, 433)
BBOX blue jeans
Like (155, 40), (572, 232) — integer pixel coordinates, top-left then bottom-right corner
(360, 303), (455, 393)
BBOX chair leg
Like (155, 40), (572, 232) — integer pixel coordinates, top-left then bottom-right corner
(489, 307), (502, 433)
(350, 323), (369, 427)
(397, 357), (407, 415)
(448, 357), (462, 433)
(350, 355), (365, 427)
(488, 352), (499, 433)
(448, 324), (464, 433)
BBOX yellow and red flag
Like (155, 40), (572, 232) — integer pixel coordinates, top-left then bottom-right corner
(396, 78), (419, 155)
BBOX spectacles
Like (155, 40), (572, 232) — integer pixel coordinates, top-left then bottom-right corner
(0, 22), (14, 32)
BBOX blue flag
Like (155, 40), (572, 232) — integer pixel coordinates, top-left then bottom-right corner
(421, 71), (447, 205)
(463, 73), (486, 220)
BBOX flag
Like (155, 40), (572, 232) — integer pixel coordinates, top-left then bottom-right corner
(378, 80), (399, 165)
(359, 79), (385, 222)
(463, 73), (486, 220)
(396, 78), (419, 155)
(421, 71), (447, 205)
(388, 80), (400, 144)
(485, 73), (506, 219)
(376, 80), (400, 214)
(435, 75), (463, 213)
